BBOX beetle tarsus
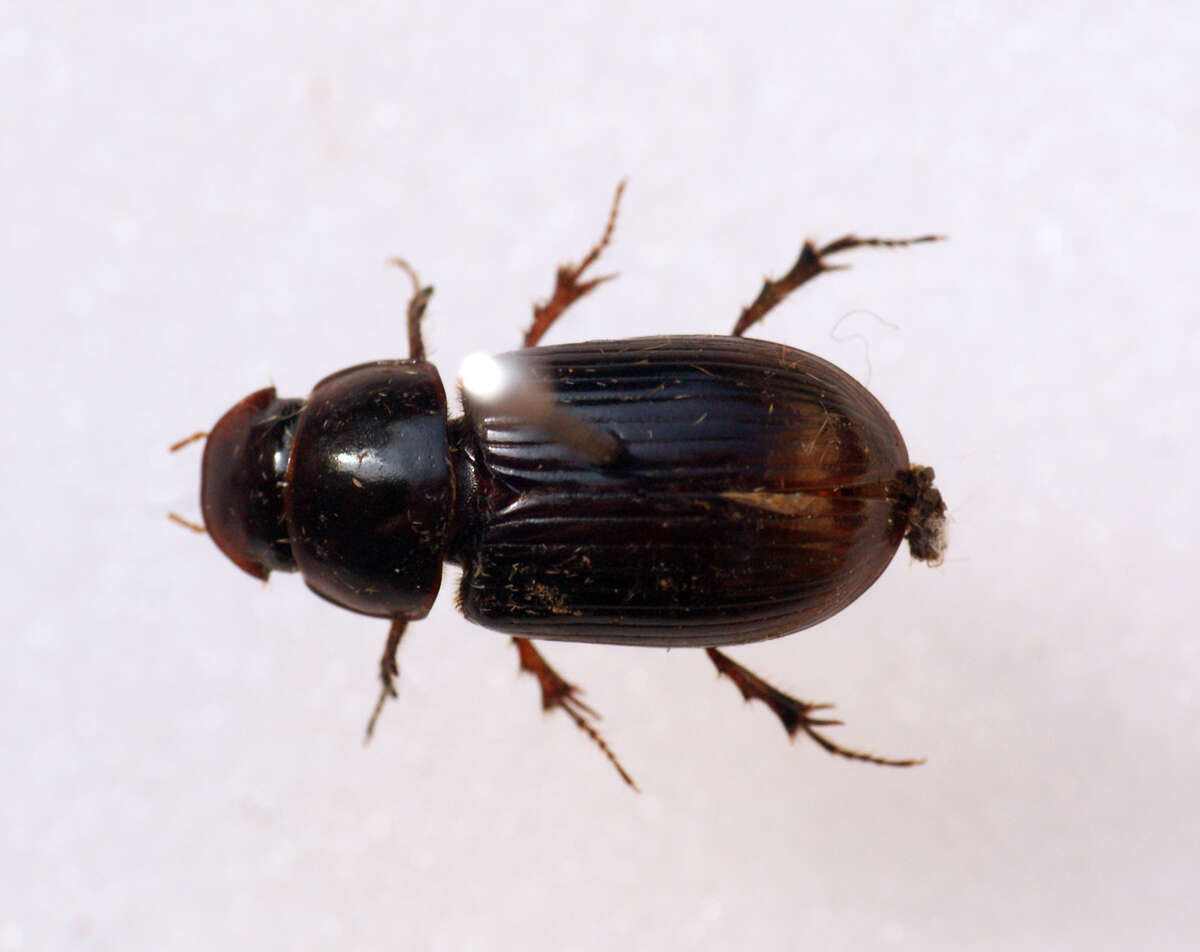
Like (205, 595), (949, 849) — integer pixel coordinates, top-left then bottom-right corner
(364, 617), (408, 743)
(731, 232), (944, 338)
(523, 180), (626, 348)
(389, 257), (435, 362)
(706, 647), (924, 768)
(513, 637), (639, 791)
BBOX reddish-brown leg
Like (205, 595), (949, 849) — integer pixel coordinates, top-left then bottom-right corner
(364, 618), (408, 742)
(389, 258), (434, 361)
(513, 637), (637, 790)
(731, 233), (944, 338)
(523, 180), (626, 348)
(706, 647), (924, 767)
(507, 184), (638, 789)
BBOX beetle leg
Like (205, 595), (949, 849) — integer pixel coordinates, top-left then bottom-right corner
(731, 232), (944, 337)
(513, 636), (639, 790)
(364, 617), (408, 742)
(523, 181), (626, 348)
(705, 647), (924, 767)
(389, 258), (435, 361)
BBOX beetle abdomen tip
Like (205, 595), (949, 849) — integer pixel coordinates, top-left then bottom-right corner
(898, 464), (947, 566)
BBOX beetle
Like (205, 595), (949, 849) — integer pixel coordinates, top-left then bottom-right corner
(173, 183), (946, 789)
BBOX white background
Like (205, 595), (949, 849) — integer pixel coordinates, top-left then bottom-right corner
(4, 2), (1197, 949)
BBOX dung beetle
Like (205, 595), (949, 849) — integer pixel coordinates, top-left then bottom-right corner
(173, 183), (946, 789)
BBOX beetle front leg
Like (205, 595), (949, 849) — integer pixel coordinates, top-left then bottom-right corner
(731, 232), (943, 338)
(523, 181), (626, 348)
(364, 617), (408, 742)
(513, 637), (638, 790)
(390, 258), (435, 361)
(706, 647), (923, 767)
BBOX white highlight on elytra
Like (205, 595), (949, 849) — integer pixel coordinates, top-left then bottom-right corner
(459, 351), (509, 402)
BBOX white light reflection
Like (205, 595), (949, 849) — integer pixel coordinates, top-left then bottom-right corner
(459, 351), (509, 402)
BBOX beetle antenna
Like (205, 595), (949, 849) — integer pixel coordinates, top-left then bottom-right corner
(167, 512), (206, 534)
(170, 431), (208, 452)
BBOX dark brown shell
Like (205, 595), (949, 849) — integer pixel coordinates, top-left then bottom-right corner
(454, 335), (917, 646)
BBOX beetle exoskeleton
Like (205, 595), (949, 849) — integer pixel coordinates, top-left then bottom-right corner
(178, 185), (946, 787)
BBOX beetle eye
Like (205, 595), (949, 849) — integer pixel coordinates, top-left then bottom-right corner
(200, 387), (303, 580)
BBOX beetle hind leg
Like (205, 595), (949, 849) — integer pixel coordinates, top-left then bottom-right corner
(523, 181), (626, 348)
(731, 232), (943, 337)
(513, 637), (639, 790)
(706, 647), (923, 767)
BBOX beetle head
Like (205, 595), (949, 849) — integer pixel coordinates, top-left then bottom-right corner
(200, 387), (304, 580)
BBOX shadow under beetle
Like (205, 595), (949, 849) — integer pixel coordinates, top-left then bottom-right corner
(175, 183), (947, 789)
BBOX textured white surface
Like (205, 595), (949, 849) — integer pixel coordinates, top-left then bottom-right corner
(4, 2), (1197, 949)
